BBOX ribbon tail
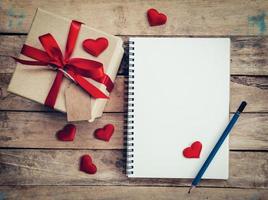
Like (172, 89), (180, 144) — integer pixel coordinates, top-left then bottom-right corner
(68, 58), (114, 93)
(12, 57), (48, 66)
(44, 71), (65, 108)
(20, 44), (51, 62)
(72, 74), (109, 99)
(64, 20), (82, 60)
(97, 75), (114, 93)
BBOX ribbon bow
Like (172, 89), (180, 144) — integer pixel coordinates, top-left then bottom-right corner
(13, 20), (113, 108)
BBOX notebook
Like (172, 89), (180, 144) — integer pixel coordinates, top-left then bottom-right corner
(126, 37), (230, 179)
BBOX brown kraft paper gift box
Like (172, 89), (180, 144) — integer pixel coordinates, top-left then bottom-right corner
(8, 8), (124, 122)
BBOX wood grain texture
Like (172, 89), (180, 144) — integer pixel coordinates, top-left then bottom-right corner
(0, 112), (124, 149)
(0, 112), (267, 150)
(0, 73), (125, 113)
(1, 74), (268, 112)
(0, 0), (268, 35)
(231, 37), (268, 75)
(1, 35), (268, 75)
(0, 0), (268, 196)
(0, 149), (267, 188)
(0, 186), (267, 200)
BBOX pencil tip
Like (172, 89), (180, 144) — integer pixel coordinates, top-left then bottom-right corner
(188, 185), (195, 194)
(188, 187), (191, 194)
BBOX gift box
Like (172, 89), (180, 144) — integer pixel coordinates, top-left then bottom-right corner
(8, 8), (124, 122)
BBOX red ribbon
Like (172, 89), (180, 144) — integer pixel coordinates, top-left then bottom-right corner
(13, 20), (114, 108)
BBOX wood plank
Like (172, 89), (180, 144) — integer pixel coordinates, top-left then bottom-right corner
(1, 74), (268, 112)
(230, 76), (268, 112)
(0, 150), (267, 188)
(1, 35), (268, 75)
(0, 112), (267, 150)
(0, 112), (124, 149)
(231, 37), (268, 75)
(0, 186), (267, 200)
(0, 35), (131, 74)
(230, 113), (268, 150)
(0, 73), (125, 113)
(0, 0), (268, 35)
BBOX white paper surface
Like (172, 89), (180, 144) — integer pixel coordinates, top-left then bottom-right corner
(129, 37), (230, 179)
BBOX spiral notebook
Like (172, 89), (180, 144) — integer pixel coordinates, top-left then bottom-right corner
(126, 37), (230, 179)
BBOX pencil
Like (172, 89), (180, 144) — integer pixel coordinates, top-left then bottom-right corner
(188, 101), (247, 194)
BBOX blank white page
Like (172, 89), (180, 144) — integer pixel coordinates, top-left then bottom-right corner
(128, 37), (230, 179)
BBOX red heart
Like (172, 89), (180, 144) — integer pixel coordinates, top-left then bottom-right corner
(80, 155), (97, 174)
(82, 37), (109, 57)
(56, 124), (76, 141)
(147, 8), (167, 26)
(94, 124), (115, 142)
(183, 141), (202, 158)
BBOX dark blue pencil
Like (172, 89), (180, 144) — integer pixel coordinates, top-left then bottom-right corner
(188, 101), (247, 194)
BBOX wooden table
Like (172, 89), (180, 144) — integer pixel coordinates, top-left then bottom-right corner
(0, 0), (268, 199)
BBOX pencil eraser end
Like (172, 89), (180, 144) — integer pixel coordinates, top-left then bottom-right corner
(238, 101), (247, 113)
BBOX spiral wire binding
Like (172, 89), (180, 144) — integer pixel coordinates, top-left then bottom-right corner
(124, 39), (135, 176)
